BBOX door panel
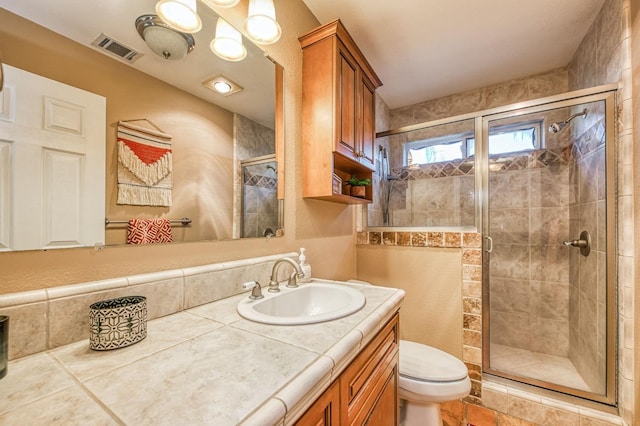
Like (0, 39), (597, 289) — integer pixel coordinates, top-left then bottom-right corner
(0, 64), (105, 251)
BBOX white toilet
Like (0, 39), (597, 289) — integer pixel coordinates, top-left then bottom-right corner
(344, 280), (470, 425)
(399, 340), (471, 426)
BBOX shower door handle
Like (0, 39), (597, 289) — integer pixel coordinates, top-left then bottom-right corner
(484, 236), (493, 253)
(562, 230), (591, 257)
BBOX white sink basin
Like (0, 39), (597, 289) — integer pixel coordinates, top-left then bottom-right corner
(237, 281), (366, 325)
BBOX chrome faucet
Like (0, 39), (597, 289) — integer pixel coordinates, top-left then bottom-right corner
(269, 257), (304, 292)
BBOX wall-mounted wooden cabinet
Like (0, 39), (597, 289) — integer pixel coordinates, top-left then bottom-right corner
(299, 19), (382, 204)
(296, 313), (399, 426)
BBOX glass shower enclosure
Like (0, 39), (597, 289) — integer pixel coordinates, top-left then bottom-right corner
(240, 155), (279, 238)
(481, 92), (616, 405)
(369, 86), (617, 406)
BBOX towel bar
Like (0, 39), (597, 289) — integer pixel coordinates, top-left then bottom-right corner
(105, 217), (191, 226)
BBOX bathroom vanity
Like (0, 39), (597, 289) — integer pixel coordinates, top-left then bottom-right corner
(0, 276), (403, 425)
(297, 313), (398, 425)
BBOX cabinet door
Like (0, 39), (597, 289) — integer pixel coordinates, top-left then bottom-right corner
(358, 73), (376, 170)
(364, 369), (398, 425)
(296, 380), (340, 426)
(341, 315), (399, 425)
(335, 43), (358, 162)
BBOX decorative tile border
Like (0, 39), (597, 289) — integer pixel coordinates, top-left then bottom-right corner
(388, 148), (572, 181)
(357, 230), (483, 403)
(243, 171), (277, 189)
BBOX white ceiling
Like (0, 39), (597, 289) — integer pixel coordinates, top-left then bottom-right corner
(302, 0), (607, 109)
(3, 0), (608, 117)
(0, 0), (276, 128)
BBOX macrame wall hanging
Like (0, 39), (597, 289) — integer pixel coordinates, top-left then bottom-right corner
(117, 119), (173, 206)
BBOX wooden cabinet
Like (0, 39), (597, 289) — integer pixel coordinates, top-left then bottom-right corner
(296, 380), (341, 426)
(296, 314), (399, 426)
(299, 19), (382, 204)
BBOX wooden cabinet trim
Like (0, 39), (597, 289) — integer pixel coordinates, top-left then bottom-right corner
(299, 19), (382, 89)
(341, 314), (399, 425)
(295, 379), (341, 426)
(295, 313), (400, 426)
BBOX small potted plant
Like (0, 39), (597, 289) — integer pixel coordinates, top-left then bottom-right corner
(348, 176), (371, 198)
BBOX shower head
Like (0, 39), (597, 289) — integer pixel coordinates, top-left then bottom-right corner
(548, 121), (567, 134)
(548, 108), (588, 134)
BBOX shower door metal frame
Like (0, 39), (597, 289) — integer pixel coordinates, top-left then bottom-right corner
(479, 89), (617, 406)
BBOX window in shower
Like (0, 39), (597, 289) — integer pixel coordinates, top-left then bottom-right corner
(405, 121), (542, 167)
(467, 121), (542, 157)
(369, 118), (476, 228)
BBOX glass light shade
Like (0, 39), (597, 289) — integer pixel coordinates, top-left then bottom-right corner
(143, 26), (191, 60)
(156, 0), (202, 33)
(202, 0), (241, 7)
(210, 18), (247, 61)
(244, 0), (281, 45)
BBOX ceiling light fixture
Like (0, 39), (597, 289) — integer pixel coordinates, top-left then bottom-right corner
(202, 74), (243, 96)
(155, 0), (202, 34)
(210, 17), (247, 61)
(213, 81), (232, 94)
(136, 14), (195, 60)
(244, 0), (281, 45)
(202, 0), (241, 7)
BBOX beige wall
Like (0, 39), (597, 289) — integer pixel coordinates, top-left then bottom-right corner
(0, 1), (361, 294)
(356, 245), (463, 358)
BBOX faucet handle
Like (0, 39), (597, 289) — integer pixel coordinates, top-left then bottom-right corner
(242, 281), (264, 299)
(285, 271), (299, 288)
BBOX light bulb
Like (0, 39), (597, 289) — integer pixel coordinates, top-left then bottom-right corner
(155, 0), (202, 33)
(213, 81), (232, 94)
(210, 17), (247, 61)
(244, 0), (281, 45)
(202, 0), (240, 7)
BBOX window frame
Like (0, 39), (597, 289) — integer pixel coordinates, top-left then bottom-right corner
(403, 120), (543, 166)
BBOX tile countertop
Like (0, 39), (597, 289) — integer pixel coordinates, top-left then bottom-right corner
(0, 279), (404, 425)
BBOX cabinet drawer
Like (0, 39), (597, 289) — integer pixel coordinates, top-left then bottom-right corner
(341, 314), (399, 425)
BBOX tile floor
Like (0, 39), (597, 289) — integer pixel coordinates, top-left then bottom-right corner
(490, 344), (591, 392)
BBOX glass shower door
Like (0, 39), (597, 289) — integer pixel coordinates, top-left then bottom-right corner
(240, 158), (278, 238)
(482, 94), (615, 405)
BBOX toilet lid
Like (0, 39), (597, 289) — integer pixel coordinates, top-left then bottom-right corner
(399, 340), (468, 382)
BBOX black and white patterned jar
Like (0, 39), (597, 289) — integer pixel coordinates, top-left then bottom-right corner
(89, 296), (147, 351)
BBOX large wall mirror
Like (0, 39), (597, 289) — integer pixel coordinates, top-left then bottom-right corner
(0, 0), (284, 252)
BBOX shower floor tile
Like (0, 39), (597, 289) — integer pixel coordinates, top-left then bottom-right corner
(490, 344), (591, 392)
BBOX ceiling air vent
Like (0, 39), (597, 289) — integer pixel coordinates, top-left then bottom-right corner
(91, 33), (142, 63)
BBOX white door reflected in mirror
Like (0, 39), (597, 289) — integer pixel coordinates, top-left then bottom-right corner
(0, 65), (105, 251)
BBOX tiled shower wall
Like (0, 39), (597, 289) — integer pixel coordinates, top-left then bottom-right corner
(488, 156), (572, 358)
(569, 106), (608, 393)
(242, 165), (278, 238)
(375, 165), (475, 228)
(568, 0), (634, 420)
